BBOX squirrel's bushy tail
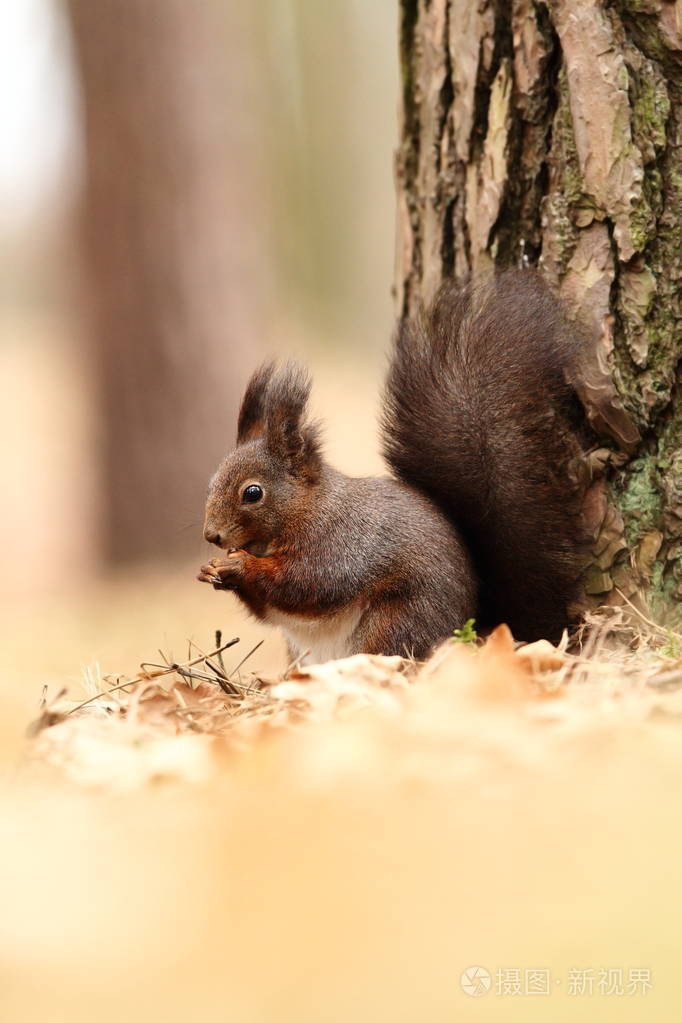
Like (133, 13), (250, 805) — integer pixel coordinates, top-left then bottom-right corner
(382, 270), (587, 642)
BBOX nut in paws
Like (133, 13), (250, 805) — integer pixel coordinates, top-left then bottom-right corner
(197, 553), (244, 588)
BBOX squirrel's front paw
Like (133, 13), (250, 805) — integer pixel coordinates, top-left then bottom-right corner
(197, 552), (244, 589)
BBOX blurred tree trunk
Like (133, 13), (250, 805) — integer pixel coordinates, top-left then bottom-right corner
(67, 0), (266, 564)
(396, 0), (681, 620)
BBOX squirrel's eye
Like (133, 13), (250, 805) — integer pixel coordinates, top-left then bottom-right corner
(242, 484), (263, 504)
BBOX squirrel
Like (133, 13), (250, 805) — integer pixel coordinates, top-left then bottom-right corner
(198, 270), (587, 663)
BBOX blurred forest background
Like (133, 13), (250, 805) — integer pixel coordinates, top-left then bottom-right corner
(1, 1), (397, 706)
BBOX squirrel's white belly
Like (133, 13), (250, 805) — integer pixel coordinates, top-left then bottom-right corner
(264, 603), (365, 665)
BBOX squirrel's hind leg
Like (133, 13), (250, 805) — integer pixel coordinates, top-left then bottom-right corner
(354, 597), (454, 661)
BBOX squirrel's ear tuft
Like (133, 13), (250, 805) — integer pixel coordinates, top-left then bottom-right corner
(266, 363), (322, 477)
(237, 362), (276, 444)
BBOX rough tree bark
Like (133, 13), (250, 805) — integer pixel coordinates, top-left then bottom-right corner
(67, 0), (265, 564)
(396, 0), (682, 621)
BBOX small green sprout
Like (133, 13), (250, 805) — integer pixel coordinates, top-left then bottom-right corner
(452, 618), (478, 645)
(660, 630), (682, 660)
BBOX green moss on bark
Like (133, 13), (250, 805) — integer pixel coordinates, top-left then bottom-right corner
(615, 453), (664, 547)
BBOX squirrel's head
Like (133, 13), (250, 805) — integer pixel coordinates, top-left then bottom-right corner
(203, 362), (322, 554)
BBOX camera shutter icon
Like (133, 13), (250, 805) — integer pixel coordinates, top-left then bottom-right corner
(460, 966), (492, 997)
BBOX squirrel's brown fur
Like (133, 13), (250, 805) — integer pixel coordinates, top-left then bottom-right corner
(199, 271), (586, 662)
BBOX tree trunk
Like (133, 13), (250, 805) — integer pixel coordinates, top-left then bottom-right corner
(396, 0), (682, 620)
(67, 0), (266, 564)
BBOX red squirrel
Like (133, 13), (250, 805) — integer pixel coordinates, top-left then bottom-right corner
(198, 271), (587, 662)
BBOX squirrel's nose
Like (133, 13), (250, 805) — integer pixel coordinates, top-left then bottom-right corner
(204, 528), (223, 547)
